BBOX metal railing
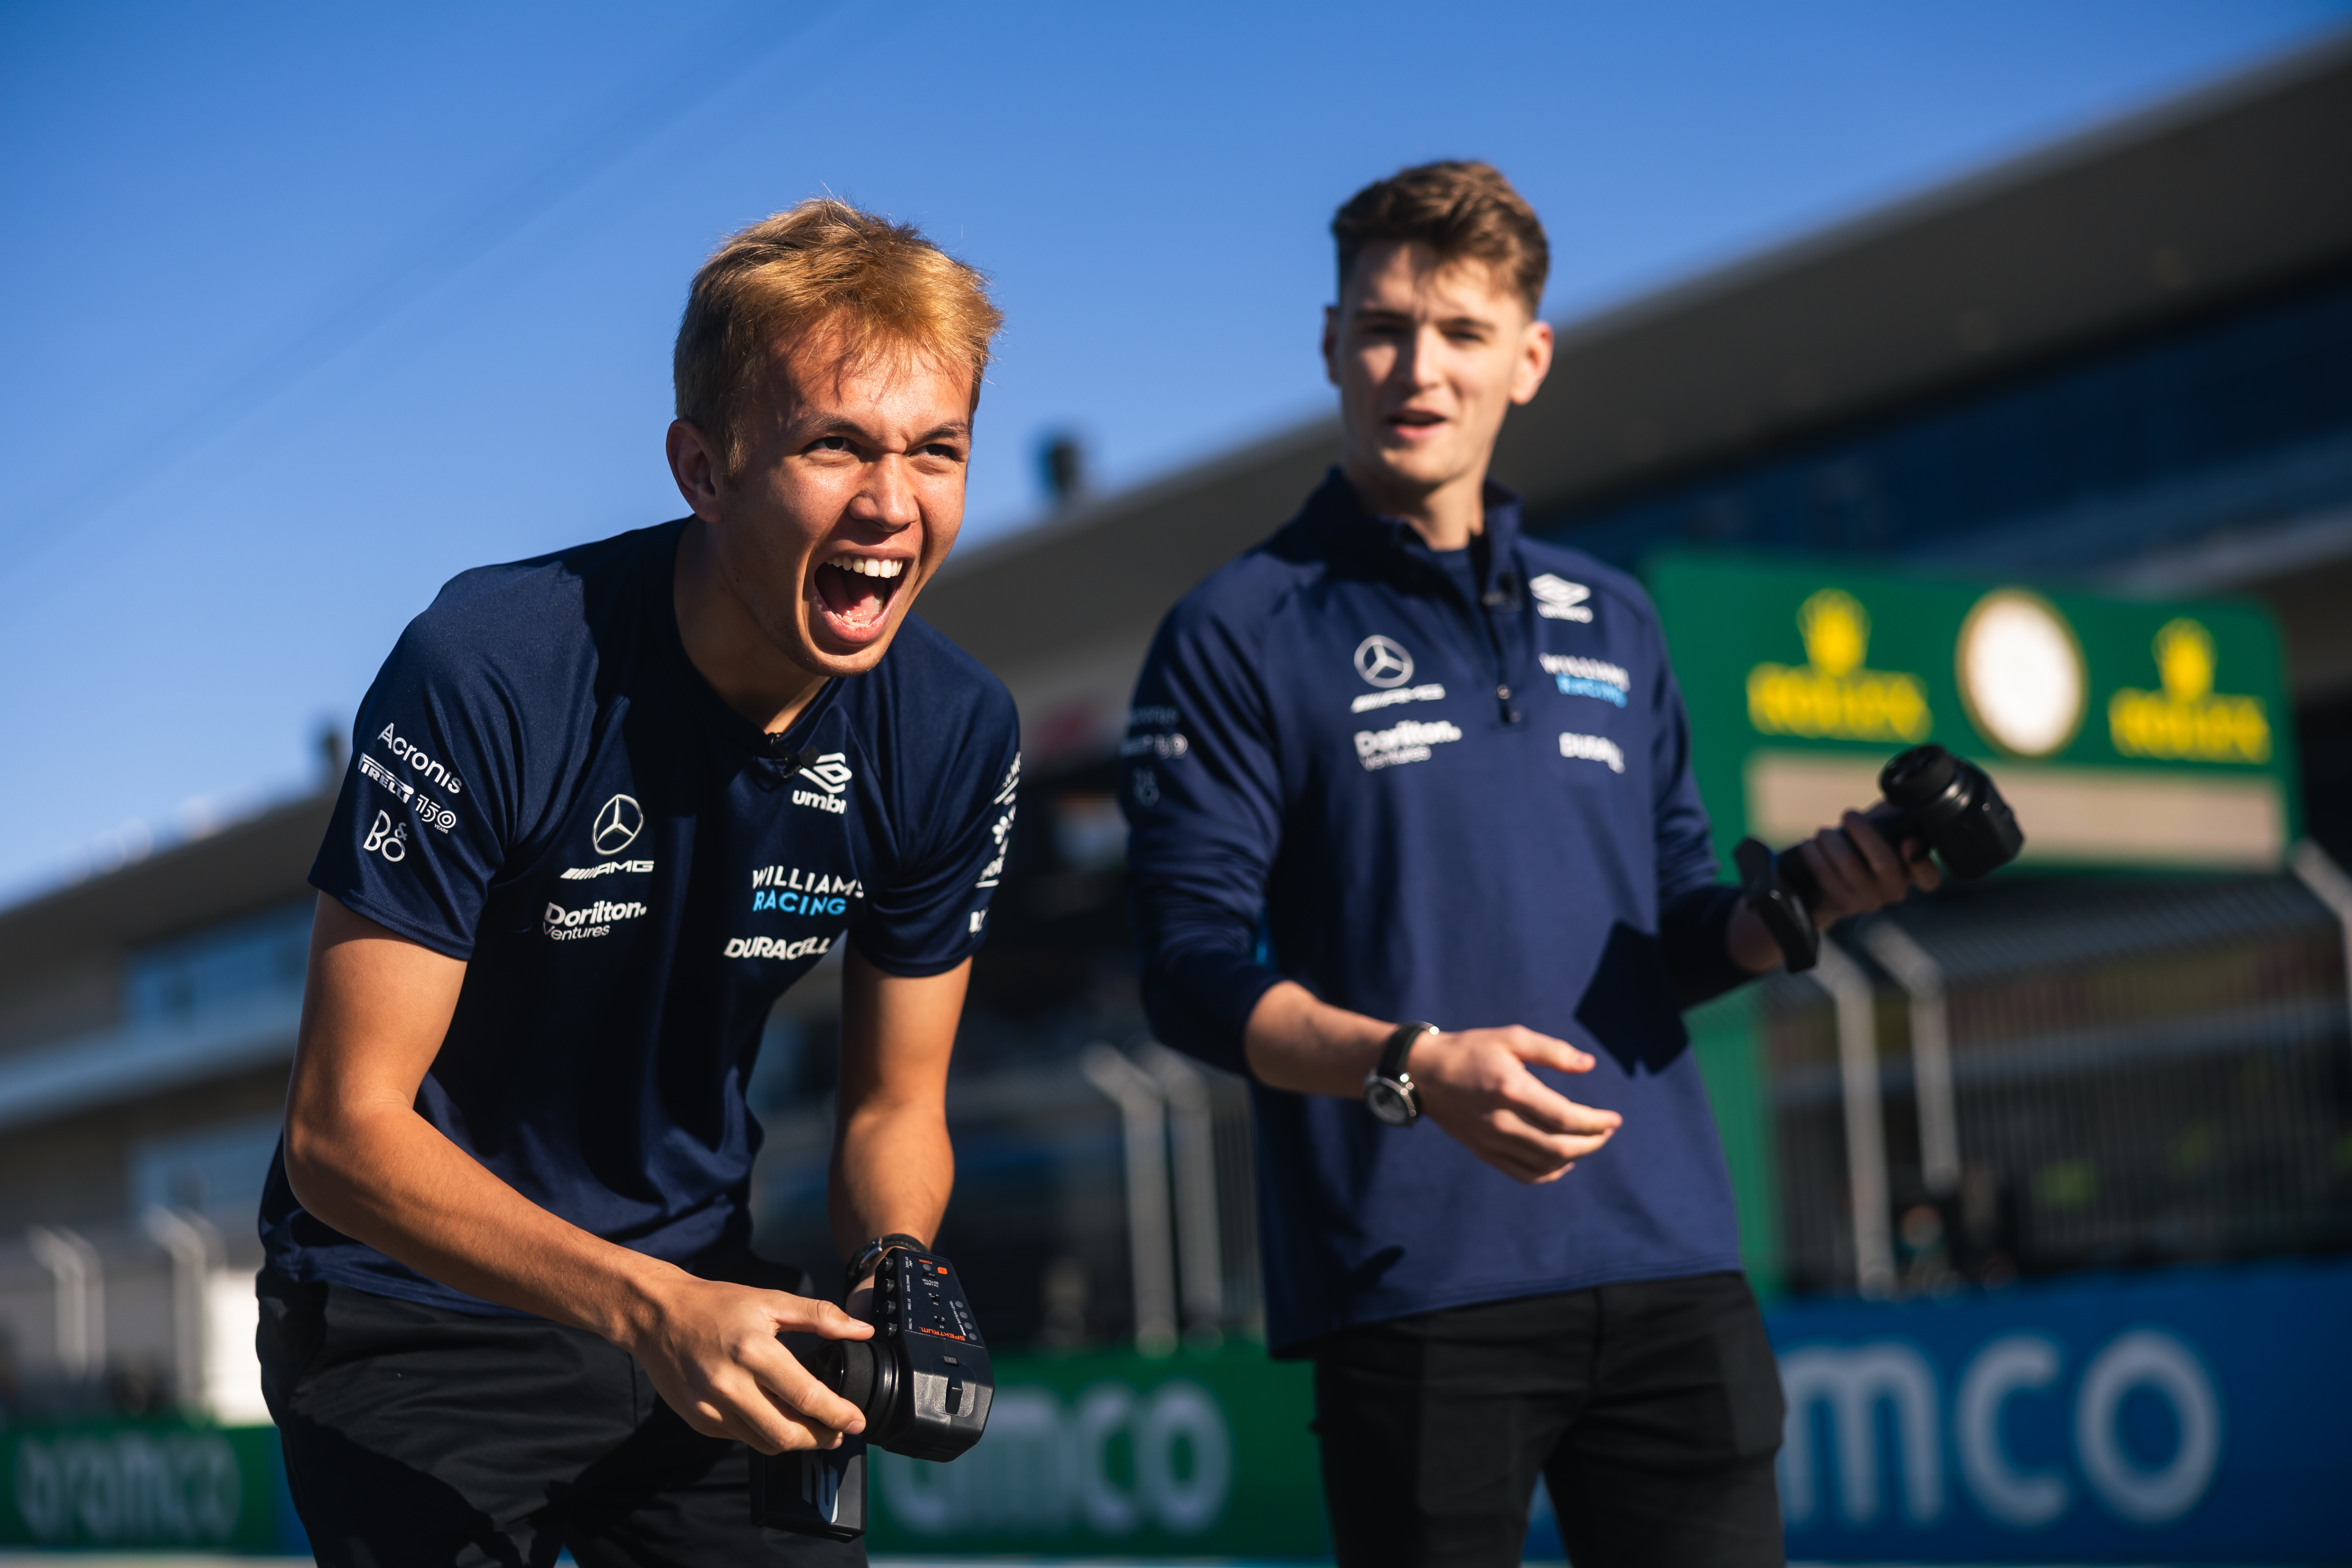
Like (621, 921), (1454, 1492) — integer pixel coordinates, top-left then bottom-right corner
(1767, 861), (2352, 1296)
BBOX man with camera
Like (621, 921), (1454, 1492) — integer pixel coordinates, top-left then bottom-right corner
(1122, 163), (1935, 1567)
(256, 199), (1018, 1565)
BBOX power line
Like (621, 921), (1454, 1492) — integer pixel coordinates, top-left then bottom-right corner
(0, 0), (860, 579)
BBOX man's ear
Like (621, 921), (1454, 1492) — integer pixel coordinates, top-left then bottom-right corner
(666, 419), (726, 523)
(1509, 319), (1555, 408)
(1321, 304), (1341, 388)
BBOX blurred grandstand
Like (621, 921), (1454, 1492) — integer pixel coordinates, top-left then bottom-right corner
(0, 33), (2347, 1430)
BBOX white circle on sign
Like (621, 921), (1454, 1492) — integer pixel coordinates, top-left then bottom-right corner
(1957, 590), (2085, 757)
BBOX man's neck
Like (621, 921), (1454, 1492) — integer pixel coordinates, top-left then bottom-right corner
(1341, 455), (1489, 551)
(672, 520), (827, 735)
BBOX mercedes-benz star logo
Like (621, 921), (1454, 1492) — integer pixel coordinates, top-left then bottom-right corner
(592, 794), (644, 855)
(1354, 635), (1414, 689)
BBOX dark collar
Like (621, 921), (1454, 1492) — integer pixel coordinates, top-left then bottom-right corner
(1297, 467), (1526, 598)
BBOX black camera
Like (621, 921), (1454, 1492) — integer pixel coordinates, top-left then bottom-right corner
(1737, 744), (2024, 972)
(750, 1245), (993, 1541)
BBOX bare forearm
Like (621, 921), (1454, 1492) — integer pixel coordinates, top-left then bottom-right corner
(285, 1105), (676, 1345)
(828, 1102), (953, 1263)
(1242, 980), (1393, 1096)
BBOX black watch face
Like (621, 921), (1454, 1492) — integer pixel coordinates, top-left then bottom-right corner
(1365, 1078), (1416, 1127)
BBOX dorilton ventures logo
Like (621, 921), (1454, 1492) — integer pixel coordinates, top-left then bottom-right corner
(2108, 617), (2271, 764)
(1747, 588), (1932, 744)
(1353, 719), (1463, 771)
(544, 898), (648, 941)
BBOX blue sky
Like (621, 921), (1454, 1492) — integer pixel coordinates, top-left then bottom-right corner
(2, 0), (2346, 905)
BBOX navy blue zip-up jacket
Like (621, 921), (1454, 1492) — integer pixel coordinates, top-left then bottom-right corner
(1122, 471), (1754, 1354)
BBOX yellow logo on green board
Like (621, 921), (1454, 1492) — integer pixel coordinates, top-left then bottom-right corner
(2107, 618), (2270, 763)
(1746, 588), (1932, 743)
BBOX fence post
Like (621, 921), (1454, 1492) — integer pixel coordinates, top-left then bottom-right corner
(1080, 1045), (1179, 1355)
(1133, 1043), (1225, 1344)
(1810, 942), (1894, 1298)
(1863, 920), (1961, 1198)
(144, 1205), (223, 1413)
(2290, 841), (2352, 1065)
(25, 1225), (104, 1379)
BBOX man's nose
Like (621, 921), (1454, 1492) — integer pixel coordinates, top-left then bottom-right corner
(1395, 324), (1445, 389)
(851, 454), (922, 529)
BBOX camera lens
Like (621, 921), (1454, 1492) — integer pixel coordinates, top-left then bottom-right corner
(1880, 745), (1958, 810)
(789, 1335), (882, 1417)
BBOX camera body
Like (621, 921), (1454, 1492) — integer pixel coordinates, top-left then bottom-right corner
(1738, 744), (2024, 971)
(750, 1246), (993, 1541)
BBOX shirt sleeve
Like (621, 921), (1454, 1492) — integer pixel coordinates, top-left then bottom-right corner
(310, 611), (529, 961)
(851, 690), (1022, 979)
(1121, 597), (1289, 1077)
(1642, 606), (1755, 1008)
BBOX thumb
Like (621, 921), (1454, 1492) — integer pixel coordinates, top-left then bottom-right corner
(779, 1295), (874, 1339)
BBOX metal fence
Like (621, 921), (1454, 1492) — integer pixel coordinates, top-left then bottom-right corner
(1765, 863), (2352, 1297)
(751, 1033), (1262, 1353)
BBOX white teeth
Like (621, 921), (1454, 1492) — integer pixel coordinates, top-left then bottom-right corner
(829, 557), (905, 579)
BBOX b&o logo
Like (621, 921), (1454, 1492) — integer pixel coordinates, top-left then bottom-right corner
(1354, 636), (1414, 689)
(592, 794), (644, 855)
(363, 810), (408, 863)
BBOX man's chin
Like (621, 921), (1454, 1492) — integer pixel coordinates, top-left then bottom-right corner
(1357, 442), (1467, 496)
(799, 608), (901, 672)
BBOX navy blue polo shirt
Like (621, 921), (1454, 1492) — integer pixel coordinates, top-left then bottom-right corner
(1123, 471), (1751, 1354)
(261, 520), (1020, 1313)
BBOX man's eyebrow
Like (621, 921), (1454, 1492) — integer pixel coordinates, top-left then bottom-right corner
(795, 415), (972, 446)
(1348, 305), (1499, 332)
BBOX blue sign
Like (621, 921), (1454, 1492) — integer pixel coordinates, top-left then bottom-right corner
(1760, 1259), (2352, 1562)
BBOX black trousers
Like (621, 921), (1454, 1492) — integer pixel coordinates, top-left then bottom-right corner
(257, 1269), (861, 1568)
(1311, 1272), (1786, 1568)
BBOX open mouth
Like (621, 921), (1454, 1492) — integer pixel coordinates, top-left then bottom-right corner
(1385, 409), (1445, 439)
(812, 553), (910, 641)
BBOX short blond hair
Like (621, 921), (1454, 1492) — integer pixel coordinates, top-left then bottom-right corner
(674, 198), (1003, 475)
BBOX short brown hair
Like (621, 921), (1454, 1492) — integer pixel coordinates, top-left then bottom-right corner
(1331, 161), (1548, 317)
(674, 198), (1003, 475)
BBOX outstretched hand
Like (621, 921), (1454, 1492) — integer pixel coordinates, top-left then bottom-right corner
(625, 1276), (873, 1455)
(1410, 1025), (1622, 1185)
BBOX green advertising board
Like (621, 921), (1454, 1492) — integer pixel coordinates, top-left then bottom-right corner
(0, 1420), (293, 1552)
(1646, 554), (2302, 873)
(867, 1343), (1326, 1558)
(0, 1355), (1316, 1560)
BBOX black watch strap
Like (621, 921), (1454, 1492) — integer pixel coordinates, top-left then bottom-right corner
(1379, 1021), (1438, 1082)
(845, 1233), (927, 1292)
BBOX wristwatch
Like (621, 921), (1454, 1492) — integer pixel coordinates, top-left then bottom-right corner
(846, 1233), (928, 1293)
(1363, 1021), (1438, 1127)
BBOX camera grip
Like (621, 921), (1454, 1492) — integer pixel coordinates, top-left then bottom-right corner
(1736, 837), (1819, 973)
